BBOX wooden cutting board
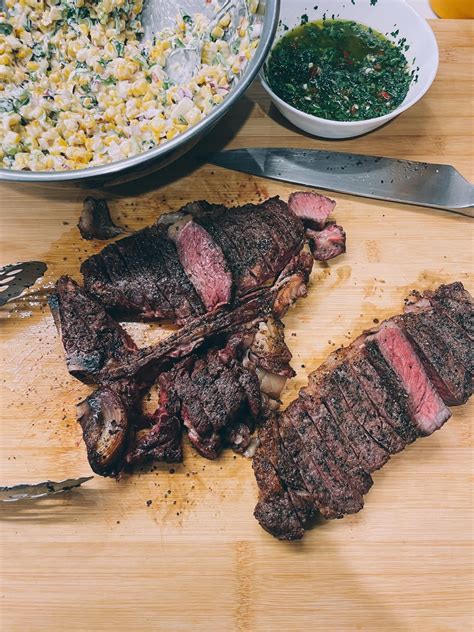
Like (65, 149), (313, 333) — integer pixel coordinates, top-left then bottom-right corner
(0, 20), (472, 632)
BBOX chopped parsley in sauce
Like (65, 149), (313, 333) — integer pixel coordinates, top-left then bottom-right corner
(266, 19), (413, 121)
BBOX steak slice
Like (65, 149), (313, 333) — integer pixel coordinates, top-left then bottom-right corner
(253, 418), (306, 540)
(421, 282), (473, 340)
(168, 216), (233, 312)
(288, 191), (336, 229)
(195, 197), (305, 297)
(306, 224), (347, 262)
(331, 360), (406, 454)
(300, 394), (373, 495)
(49, 276), (137, 383)
(399, 312), (472, 405)
(309, 373), (390, 472)
(281, 401), (365, 517)
(348, 353), (419, 444)
(81, 224), (205, 323)
(364, 321), (451, 435)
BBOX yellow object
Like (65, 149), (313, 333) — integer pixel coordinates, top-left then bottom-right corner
(430, 0), (474, 18)
(0, 0), (259, 171)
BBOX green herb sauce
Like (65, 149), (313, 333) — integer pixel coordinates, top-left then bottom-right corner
(266, 19), (413, 121)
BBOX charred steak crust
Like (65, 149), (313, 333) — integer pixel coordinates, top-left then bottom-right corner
(253, 283), (472, 540)
(81, 224), (205, 322)
(49, 276), (137, 383)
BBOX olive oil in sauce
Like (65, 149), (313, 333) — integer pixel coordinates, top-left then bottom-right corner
(266, 19), (413, 121)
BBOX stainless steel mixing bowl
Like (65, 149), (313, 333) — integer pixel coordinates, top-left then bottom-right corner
(0, 0), (279, 188)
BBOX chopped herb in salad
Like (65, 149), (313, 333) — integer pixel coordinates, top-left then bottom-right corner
(265, 19), (413, 121)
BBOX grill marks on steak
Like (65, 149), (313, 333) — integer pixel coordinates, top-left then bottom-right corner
(81, 224), (205, 323)
(253, 283), (473, 540)
(158, 345), (262, 459)
(192, 197), (306, 297)
(399, 312), (472, 405)
(79, 194), (337, 327)
(49, 276), (137, 383)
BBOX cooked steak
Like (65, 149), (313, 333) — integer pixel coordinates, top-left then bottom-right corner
(306, 223), (347, 261)
(365, 321), (451, 435)
(281, 401), (365, 518)
(169, 196), (306, 298)
(125, 408), (182, 465)
(81, 223), (205, 323)
(158, 345), (262, 460)
(168, 216), (233, 311)
(49, 276), (137, 383)
(288, 191), (336, 229)
(78, 197), (125, 241)
(398, 312), (472, 405)
(252, 416), (308, 540)
(253, 283), (472, 540)
(414, 283), (473, 340)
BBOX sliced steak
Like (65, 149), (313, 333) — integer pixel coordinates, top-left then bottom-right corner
(194, 197), (305, 297)
(300, 394), (373, 495)
(364, 321), (451, 435)
(288, 191), (336, 229)
(281, 401), (365, 517)
(399, 312), (472, 405)
(81, 224), (205, 323)
(348, 353), (419, 444)
(168, 216), (232, 311)
(49, 276), (137, 383)
(331, 360), (406, 454)
(306, 223), (347, 262)
(253, 418), (306, 540)
(421, 282), (473, 340)
(309, 372), (390, 472)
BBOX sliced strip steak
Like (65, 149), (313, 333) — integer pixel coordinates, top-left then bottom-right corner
(364, 321), (451, 435)
(399, 312), (472, 405)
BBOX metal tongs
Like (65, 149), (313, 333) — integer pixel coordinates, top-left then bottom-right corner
(0, 477), (93, 502)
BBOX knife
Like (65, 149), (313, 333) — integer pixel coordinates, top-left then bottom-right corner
(209, 148), (474, 218)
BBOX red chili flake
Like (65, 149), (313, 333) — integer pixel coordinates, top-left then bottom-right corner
(378, 90), (391, 100)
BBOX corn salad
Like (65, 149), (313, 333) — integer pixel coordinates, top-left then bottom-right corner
(0, 0), (260, 171)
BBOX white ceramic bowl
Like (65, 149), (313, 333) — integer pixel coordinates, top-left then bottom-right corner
(260, 0), (439, 139)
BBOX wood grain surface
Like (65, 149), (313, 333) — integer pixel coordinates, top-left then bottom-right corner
(0, 20), (473, 632)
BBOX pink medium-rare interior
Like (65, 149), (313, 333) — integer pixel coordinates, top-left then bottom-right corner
(372, 321), (451, 434)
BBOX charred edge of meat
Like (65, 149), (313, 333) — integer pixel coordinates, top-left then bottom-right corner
(77, 387), (129, 475)
(50, 276), (137, 384)
(306, 223), (346, 262)
(78, 198), (126, 241)
(125, 407), (182, 466)
(288, 191), (336, 230)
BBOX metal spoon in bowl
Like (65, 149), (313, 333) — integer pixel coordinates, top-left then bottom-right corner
(164, 0), (248, 85)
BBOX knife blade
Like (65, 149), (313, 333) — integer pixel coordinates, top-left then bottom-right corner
(209, 148), (474, 217)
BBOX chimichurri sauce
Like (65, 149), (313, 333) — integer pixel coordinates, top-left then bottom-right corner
(266, 19), (413, 121)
